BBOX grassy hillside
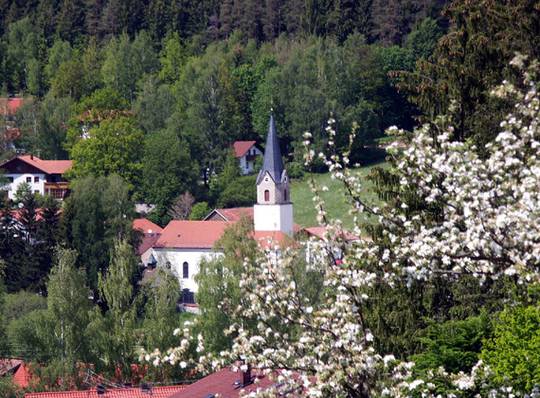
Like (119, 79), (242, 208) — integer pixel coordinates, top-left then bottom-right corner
(290, 162), (388, 229)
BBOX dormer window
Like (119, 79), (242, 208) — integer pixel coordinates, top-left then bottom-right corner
(264, 190), (270, 202)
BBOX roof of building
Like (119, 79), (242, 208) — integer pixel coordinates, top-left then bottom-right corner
(232, 140), (257, 158)
(0, 155), (72, 175)
(133, 218), (163, 234)
(154, 220), (230, 249)
(257, 115), (284, 184)
(303, 226), (359, 242)
(253, 230), (293, 249)
(24, 385), (186, 398)
(0, 97), (25, 115)
(13, 362), (32, 388)
(204, 207), (254, 222)
(169, 368), (277, 398)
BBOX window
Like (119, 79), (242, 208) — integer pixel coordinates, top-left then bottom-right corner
(34, 190), (39, 194)
(264, 189), (270, 202)
(26, 177), (31, 183)
(183, 262), (189, 279)
(34, 176), (39, 183)
(284, 189), (288, 201)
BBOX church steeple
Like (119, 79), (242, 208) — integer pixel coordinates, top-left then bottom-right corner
(257, 114), (284, 184)
(254, 114), (294, 236)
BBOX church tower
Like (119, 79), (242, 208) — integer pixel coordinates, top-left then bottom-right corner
(254, 115), (294, 236)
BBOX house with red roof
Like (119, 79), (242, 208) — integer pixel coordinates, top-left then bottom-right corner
(24, 384), (186, 398)
(233, 140), (262, 175)
(168, 367), (279, 398)
(0, 97), (25, 118)
(0, 155), (72, 200)
(151, 220), (230, 303)
(133, 218), (163, 267)
(203, 206), (254, 222)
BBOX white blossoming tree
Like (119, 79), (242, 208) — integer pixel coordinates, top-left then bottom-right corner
(143, 57), (540, 397)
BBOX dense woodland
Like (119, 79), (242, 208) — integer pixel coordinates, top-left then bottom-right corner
(1, 0), (540, 396)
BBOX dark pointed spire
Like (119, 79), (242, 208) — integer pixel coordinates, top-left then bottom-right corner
(258, 114), (284, 184)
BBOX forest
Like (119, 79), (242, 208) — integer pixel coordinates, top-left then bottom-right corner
(1, 0), (540, 396)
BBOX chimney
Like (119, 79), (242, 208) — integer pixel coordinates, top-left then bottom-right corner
(241, 364), (252, 387)
(30, 153), (33, 160)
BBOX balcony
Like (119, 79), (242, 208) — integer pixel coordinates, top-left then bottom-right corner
(44, 182), (69, 200)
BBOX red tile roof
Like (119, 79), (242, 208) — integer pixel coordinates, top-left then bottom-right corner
(24, 385), (186, 398)
(303, 226), (358, 242)
(19, 155), (72, 174)
(204, 207), (254, 222)
(232, 141), (256, 158)
(13, 363), (32, 388)
(133, 218), (163, 234)
(169, 368), (276, 398)
(253, 230), (292, 249)
(154, 221), (230, 249)
(0, 97), (25, 116)
(0, 155), (72, 175)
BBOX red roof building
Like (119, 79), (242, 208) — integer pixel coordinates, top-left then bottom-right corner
(203, 207), (254, 222)
(302, 226), (359, 242)
(24, 384), (186, 398)
(232, 141), (262, 175)
(0, 155), (72, 200)
(0, 97), (25, 116)
(169, 368), (277, 398)
(154, 221), (230, 250)
(133, 218), (163, 265)
(133, 218), (163, 235)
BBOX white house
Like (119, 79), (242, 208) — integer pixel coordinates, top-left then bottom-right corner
(233, 140), (262, 175)
(0, 155), (72, 200)
(151, 220), (229, 303)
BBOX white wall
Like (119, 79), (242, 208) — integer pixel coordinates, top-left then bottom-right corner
(151, 247), (222, 293)
(238, 147), (263, 175)
(254, 203), (294, 236)
(6, 173), (46, 200)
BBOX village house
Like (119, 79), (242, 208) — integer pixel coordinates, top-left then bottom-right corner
(133, 218), (163, 267)
(0, 155), (72, 200)
(233, 140), (262, 175)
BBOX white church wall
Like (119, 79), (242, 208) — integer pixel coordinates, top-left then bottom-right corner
(151, 248), (223, 293)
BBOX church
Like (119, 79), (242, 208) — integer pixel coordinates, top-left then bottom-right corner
(145, 115), (295, 304)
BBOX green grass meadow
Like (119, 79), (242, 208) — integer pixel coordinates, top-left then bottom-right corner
(290, 162), (388, 229)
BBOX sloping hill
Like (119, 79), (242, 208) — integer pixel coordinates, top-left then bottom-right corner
(290, 162), (388, 229)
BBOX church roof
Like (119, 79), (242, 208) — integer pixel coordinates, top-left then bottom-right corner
(257, 115), (284, 184)
(154, 220), (230, 249)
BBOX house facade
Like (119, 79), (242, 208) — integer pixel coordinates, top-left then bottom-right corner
(0, 155), (72, 200)
(233, 140), (262, 175)
(150, 220), (229, 303)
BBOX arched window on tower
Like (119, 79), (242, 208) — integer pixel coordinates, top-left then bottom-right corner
(183, 262), (189, 279)
(264, 189), (270, 202)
